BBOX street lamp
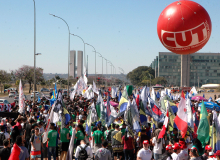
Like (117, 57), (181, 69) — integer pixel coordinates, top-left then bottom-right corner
(95, 52), (104, 86)
(85, 43), (96, 82)
(119, 67), (125, 86)
(104, 58), (108, 87)
(34, 53), (41, 100)
(71, 34), (86, 75)
(49, 13), (70, 97)
(33, 0), (37, 101)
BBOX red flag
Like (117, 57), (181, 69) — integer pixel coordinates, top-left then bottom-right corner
(158, 105), (169, 138)
(9, 143), (20, 160)
(174, 91), (188, 138)
(136, 94), (140, 108)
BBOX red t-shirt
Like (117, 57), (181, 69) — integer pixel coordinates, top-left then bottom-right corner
(122, 136), (134, 150)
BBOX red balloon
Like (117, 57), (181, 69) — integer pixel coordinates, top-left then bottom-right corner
(157, 1), (212, 55)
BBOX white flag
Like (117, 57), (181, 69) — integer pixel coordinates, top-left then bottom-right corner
(18, 79), (25, 114)
(93, 81), (98, 94)
(187, 97), (194, 130)
(83, 66), (88, 85)
(43, 104), (55, 143)
(151, 87), (156, 101)
(111, 87), (117, 98)
(66, 129), (76, 160)
(83, 85), (94, 99)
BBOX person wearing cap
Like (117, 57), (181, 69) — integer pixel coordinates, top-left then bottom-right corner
(171, 143), (181, 160)
(137, 140), (152, 160)
(215, 150), (220, 160)
(177, 139), (189, 160)
(162, 145), (173, 160)
(203, 145), (213, 160)
(189, 147), (202, 160)
(207, 152), (216, 160)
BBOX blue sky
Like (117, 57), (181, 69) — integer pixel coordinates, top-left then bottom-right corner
(0, 0), (219, 74)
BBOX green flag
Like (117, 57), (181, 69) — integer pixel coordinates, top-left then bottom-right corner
(197, 100), (209, 147)
(95, 103), (101, 120)
(126, 85), (133, 96)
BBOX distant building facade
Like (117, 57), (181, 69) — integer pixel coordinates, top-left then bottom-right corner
(150, 52), (220, 87)
(69, 50), (83, 78)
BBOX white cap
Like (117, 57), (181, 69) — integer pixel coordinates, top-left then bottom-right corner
(209, 152), (214, 156)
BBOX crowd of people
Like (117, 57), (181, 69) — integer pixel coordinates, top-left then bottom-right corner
(0, 85), (220, 160)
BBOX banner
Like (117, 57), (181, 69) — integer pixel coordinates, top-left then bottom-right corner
(18, 79), (25, 114)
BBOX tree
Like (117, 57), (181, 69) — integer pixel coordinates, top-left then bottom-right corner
(127, 66), (155, 85)
(0, 70), (11, 93)
(152, 77), (168, 86)
(13, 65), (44, 93)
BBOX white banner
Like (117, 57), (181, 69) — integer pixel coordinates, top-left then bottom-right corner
(18, 79), (25, 114)
(42, 104), (55, 143)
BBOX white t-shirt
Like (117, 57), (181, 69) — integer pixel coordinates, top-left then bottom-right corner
(152, 137), (165, 154)
(137, 148), (152, 160)
(172, 152), (178, 160)
(177, 150), (188, 160)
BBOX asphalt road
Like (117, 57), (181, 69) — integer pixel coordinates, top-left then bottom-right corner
(0, 95), (32, 103)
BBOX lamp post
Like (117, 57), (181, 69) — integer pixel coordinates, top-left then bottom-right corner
(119, 67), (125, 86)
(50, 14), (70, 97)
(71, 34), (86, 75)
(104, 58), (108, 87)
(85, 43), (96, 82)
(34, 53), (41, 100)
(33, 0), (36, 101)
(96, 52), (104, 86)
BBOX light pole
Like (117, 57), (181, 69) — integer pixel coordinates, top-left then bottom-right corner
(34, 53), (41, 100)
(104, 58), (108, 87)
(50, 14), (70, 97)
(108, 62), (113, 85)
(85, 43), (96, 82)
(33, 0), (36, 101)
(119, 67), (125, 86)
(71, 34), (86, 75)
(96, 52), (104, 86)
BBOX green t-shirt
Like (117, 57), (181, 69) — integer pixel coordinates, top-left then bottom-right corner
(61, 128), (70, 142)
(121, 128), (126, 136)
(48, 130), (58, 147)
(92, 130), (104, 144)
(104, 130), (110, 140)
(76, 130), (85, 140)
(72, 114), (76, 120)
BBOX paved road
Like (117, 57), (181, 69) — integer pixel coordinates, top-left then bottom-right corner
(0, 95), (32, 103)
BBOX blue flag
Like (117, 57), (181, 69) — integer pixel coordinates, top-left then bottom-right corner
(38, 96), (41, 103)
(156, 91), (160, 99)
(118, 90), (122, 102)
(149, 97), (164, 122)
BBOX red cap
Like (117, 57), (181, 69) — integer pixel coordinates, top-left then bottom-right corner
(205, 145), (212, 151)
(215, 150), (220, 156)
(143, 140), (149, 144)
(172, 143), (180, 150)
(190, 147), (198, 151)
(166, 145), (173, 150)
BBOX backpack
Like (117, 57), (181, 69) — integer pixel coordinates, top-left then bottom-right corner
(78, 145), (88, 160)
(0, 133), (5, 146)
